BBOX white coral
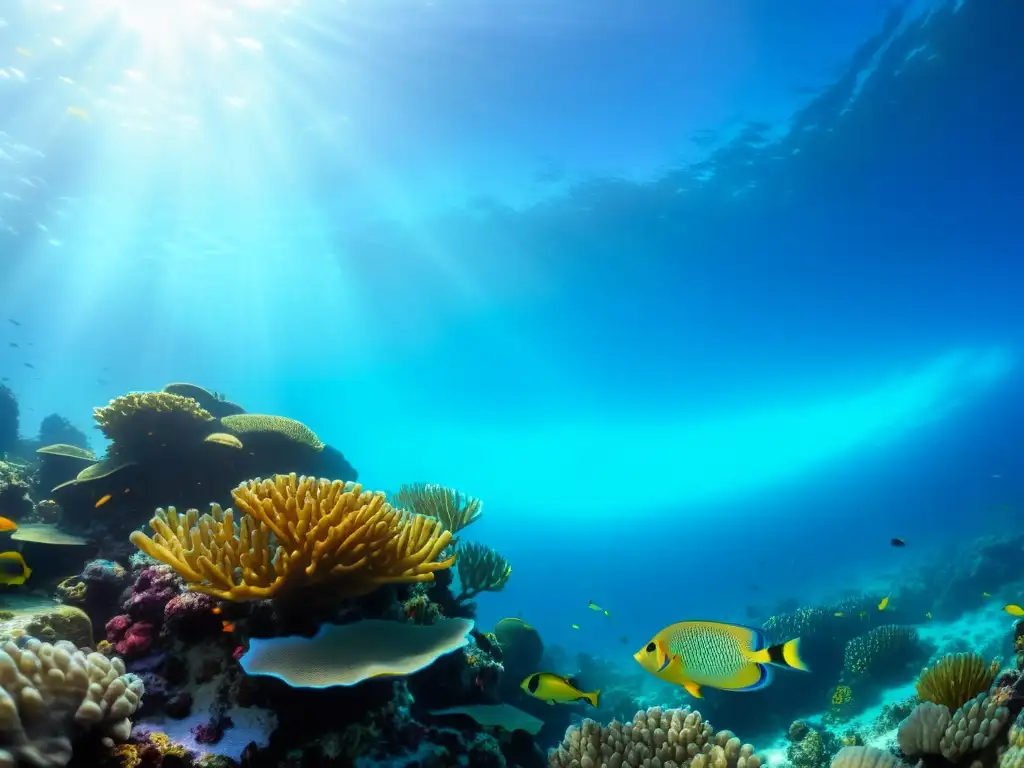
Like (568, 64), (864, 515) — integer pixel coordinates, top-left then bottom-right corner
(0, 638), (144, 767)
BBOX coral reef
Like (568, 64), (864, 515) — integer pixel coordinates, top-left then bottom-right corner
(897, 671), (1022, 765)
(844, 625), (928, 679)
(548, 706), (760, 768)
(0, 384), (17, 457)
(0, 637), (144, 766)
(455, 542), (512, 601)
(392, 483), (483, 536)
(130, 474), (455, 601)
(916, 652), (1000, 710)
(0, 458), (32, 519)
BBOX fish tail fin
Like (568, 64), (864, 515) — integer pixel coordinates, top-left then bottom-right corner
(583, 690), (600, 708)
(756, 638), (809, 672)
(749, 638), (808, 671)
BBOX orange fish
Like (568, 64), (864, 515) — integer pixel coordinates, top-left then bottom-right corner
(0, 516), (17, 532)
(95, 494), (113, 508)
(212, 607), (222, 615)
(222, 621), (235, 633)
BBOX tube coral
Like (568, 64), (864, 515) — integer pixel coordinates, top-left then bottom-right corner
(129, 473), (456, 601)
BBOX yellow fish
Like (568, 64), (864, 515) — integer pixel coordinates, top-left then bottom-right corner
(0, 516), (17, 532)
(0, 551), (32, 585)
(634, 620), (808, 699)
(95, 494), (112, 508)
(925, 612), (933, 620)
(571, 624), (580, 630)
(15, 47), (32, 57)
(588, 600), (610, 617)
(1004, 604), (1024, 617)
(878, 596), (889, 611)
(65, 106), (90, 121)
(833, 612), (844, 617)
(521, 673), (599, 707)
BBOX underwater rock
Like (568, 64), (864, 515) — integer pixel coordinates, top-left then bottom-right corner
(0, 384), (17, 456)
(37, 413), (90, 451)
(0, 602), (94, 647)
(0, 459), (33, 519)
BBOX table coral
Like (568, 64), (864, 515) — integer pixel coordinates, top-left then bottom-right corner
(130, 473), (455, 601)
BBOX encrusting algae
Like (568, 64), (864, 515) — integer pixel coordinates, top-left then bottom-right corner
(129, 473), (456, 601)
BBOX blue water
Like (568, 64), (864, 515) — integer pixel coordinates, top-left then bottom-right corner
(2, 0), (1022, 671)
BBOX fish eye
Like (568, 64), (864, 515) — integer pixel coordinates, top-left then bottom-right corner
(646, 642), (656, 653)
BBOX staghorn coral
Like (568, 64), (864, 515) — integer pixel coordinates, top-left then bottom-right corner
(843, 625), (920, 676)
(219, 414), (323, 451)
(391, 483), (482, 536)
(917, 652), (1000, 711)
(454, 542), (512, 601)
(548, 706), (760, 768)
(93, 392), (214, 446)
(130, 473), (455, 601)
(0, 637), (144, 766)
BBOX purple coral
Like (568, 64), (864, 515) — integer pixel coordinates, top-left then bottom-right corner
(124, 566), (181, 623)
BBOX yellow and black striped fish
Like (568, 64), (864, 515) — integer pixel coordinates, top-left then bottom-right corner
(634, 620), (809, 699)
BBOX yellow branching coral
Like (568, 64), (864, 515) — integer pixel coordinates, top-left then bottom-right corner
(94, 392), (214, 445)
(916, 652), (999, 711)
(391, 483), (482, 535)
(129, 473), (455, 601)
(454, 541), (511, 602)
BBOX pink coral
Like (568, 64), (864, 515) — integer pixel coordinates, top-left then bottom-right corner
(114, 621), (154, 658)
(105, 614), (132, 640)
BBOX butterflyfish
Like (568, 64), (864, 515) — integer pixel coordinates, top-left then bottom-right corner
(878, 596), (889, 611)
(634, 620), (808, 699)
(588, 600), (610, 617)
(0, 516), (17, 532)
(0, 551), (32, 585)
(520, 673), (599, 707)
(1004, 604), (1024, 617)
